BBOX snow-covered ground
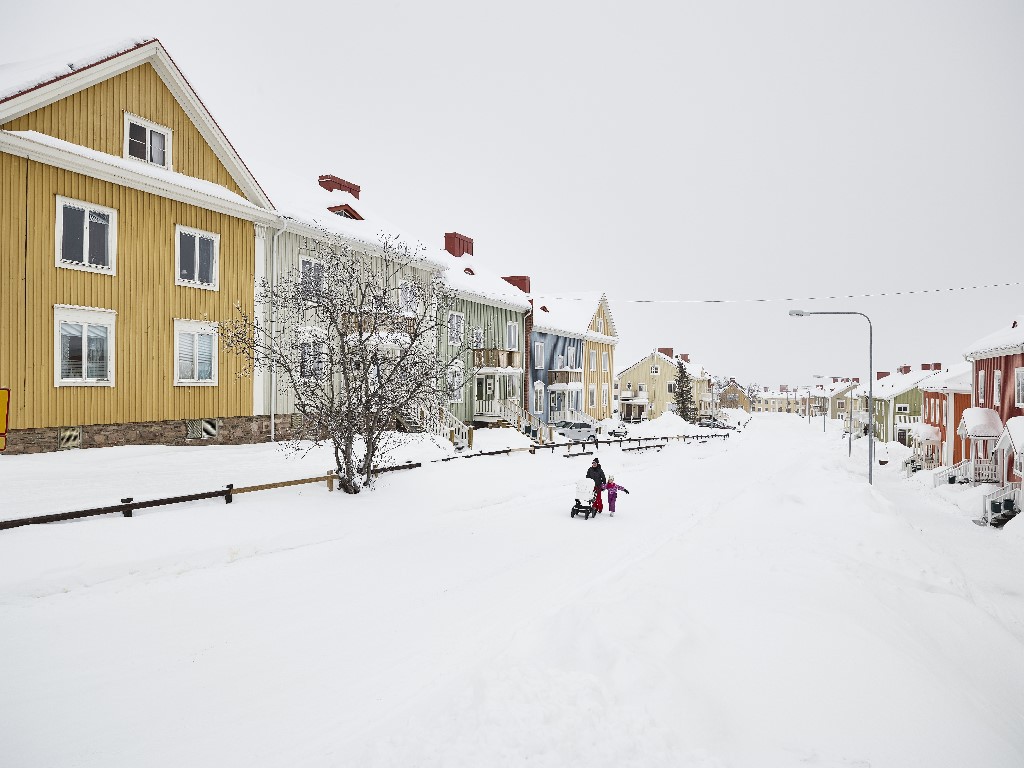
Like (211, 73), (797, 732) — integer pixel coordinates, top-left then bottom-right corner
(2, 415), (1024, 767)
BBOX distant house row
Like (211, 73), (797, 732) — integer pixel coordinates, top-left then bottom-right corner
(0, 38), (643, 454)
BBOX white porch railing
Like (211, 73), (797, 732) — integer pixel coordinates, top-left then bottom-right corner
(495, 398), (550, 442)
(566, 408), (598, 427)
(411, 402), (469, 448)
(972, 458), (999, 483)
(932, 460), (968, 488)
(981, 482), (1020, 523)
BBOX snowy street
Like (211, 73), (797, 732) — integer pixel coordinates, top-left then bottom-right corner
(3, 415), (1024, 767)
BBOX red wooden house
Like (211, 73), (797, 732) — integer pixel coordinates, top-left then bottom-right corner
(963, 316), (1024, 485)
(919, 361), (971, 466)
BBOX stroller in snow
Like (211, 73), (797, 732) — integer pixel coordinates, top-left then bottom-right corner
(571, 479), (603, 519)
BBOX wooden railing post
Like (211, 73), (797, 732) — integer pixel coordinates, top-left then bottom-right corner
(121, 498), (133, 518)
(468, 428), (474, 449)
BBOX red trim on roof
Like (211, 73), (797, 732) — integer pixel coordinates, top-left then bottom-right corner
(327, 204), (364, 220)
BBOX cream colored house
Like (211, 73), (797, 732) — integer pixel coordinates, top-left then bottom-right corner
(617, 348), (711, 422)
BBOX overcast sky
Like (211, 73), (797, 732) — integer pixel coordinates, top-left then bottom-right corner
(5, 1), (1023, 388)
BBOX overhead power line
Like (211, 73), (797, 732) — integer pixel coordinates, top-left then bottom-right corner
(550, 279), (1023, 305)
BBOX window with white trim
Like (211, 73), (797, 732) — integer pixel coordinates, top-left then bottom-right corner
(668, 381), (676, 394)
(596, 317), (605, 334)
(588, 383), (597, 408)
(54, 305), (115, 386)
(1016, 368), (1024, 407)
(535, 342), (544, 369)
(590, 350), (597, 371)
(555, 353), (564, 369)
(601, 383), (609, 407)
(567, 347), (576, 369)
(55, 196), (116, 274)
(533, 381), (544, 413)
(175, 319), (218, 385)
(506, 321), (519, 351)
(176, 225), (219, 290)
(471, 326), (484, 349)
(124, 112), (172, 169)
(602, 351), (609, 372)
(447, 311), (465, 346)
(896, 403), (909, 414)
(978, 370), (985, 405)
(993, 370), (1002, 406)
(651, 365), (660, 376)
(447, 363), (464, 403)
(638, 383), (647, 393)
(399, 280), (419, 315)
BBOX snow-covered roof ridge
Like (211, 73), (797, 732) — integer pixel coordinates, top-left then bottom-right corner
(0, 37), (153, 104)
(919, 361), (972, 393)
(996, 416), (1024, 455)
(438, 251), (531, 312)
(540, 291), (618, 340)
(530, 295), (588, 338)
(873, 368), (939, 399)
(958, 407), (1003, 438)
(964, 316), (1024, 361)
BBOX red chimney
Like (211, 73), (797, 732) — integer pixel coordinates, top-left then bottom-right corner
(658, 347), (674, 358)
(501, 275), (531, 294)
(877, 371), (890, 380)
(318, 174), (360, 198)
(445, 232), (473, 257)
(932, 362), (942, 370)
(853, 377), (860, 383)
(678, 353), (690, 363)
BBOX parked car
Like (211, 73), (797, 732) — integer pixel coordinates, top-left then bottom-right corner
(698, 416), (734, 430)
(556, 422), (600, 442)
(607, 423), (628, 438)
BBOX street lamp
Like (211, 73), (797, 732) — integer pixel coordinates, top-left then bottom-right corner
(789, 309), (874, 484)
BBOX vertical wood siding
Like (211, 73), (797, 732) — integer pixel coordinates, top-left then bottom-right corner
(2, 63), (244, 197)
(583, 301), (616, 420)
(1, 157), (254, 429)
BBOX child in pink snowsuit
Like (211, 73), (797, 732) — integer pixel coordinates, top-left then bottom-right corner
(604, 475), (630, 517)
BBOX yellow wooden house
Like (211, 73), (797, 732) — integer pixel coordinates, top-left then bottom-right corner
(582, 294), (618, 422)
(0, 39), (279, 453)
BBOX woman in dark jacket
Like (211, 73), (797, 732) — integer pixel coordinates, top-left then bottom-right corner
(586, 458), (607, 511)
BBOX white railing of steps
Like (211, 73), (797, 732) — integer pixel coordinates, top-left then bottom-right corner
(566, 408), (597, 427)
(410, 402), (469, 448)
(932, 460), (970, 488)
(981, 482), (1021, 522)
(496, 398), (550, 443)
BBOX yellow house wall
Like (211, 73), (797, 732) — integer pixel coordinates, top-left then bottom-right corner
(618, 355), (673, 419)
(583, 301), (616, 420)
(2, 63), (244, 197)
(0, 157), (254, 430)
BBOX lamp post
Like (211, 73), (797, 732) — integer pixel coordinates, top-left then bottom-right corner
(790, 310), (874, 484)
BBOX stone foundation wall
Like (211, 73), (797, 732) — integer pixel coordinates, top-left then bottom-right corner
(2, 415), (306, 456)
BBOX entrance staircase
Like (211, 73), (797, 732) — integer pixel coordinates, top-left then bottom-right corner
(397, 402), (470, 449)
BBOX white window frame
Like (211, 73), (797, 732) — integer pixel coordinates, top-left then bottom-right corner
(471, 326), (484, 349)
(978, 370), (985, 405)
(601, 383), (609, 407)
(534, 341), (545, 369)
(1015, 368), (1024, 408)
(896, 403), (909, 414)
(55, 196), (117, 275)
(123, 112), (173, 169)
(993, 370), (1002, 405)
(175, 225), (220, 291)
(398, 280), (419, 315)
(567, 347), (576, 369)
(506, 321), (519, 351)
(668, 381), (676, 394)
(533, 381), (544, 413)
(448, 362), (465, 404)
(174, 319), (219, 386)
(53, 304), (116, 387)
(588, 383), (597, 408)
(638, 383), (647, 392)
(596, 317), (605, 334)
(651, 364), (660, 376)
(590, 350), (597, 371)
(602, 351), (609, 372)
(447, 311), (465, 346)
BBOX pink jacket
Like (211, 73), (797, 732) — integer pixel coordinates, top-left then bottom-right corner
(604, 482), (629, 500)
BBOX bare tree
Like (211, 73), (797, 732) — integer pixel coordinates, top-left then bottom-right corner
(223, 231), (471, 493)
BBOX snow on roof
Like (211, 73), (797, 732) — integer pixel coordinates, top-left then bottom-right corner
(909, 423), (941, 442)
(274, 182), (445, 268)
(531, 292), (610, 338)
(0, 37), (153, 104)
(530, 296), (589, 337)
(997, 416), (1024, 454)
(873, 368), (939, 400)
(5, 130), (263, 212)
(964, 316), (1024, 360)
(919, 361), (972, 393)
(957, 407), (1003, 439)
(437, 251), (531, 311)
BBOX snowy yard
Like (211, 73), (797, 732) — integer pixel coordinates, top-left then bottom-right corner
(2, 415), (1024, 767)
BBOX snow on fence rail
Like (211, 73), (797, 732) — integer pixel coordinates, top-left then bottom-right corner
(2, 432), (728, 530)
